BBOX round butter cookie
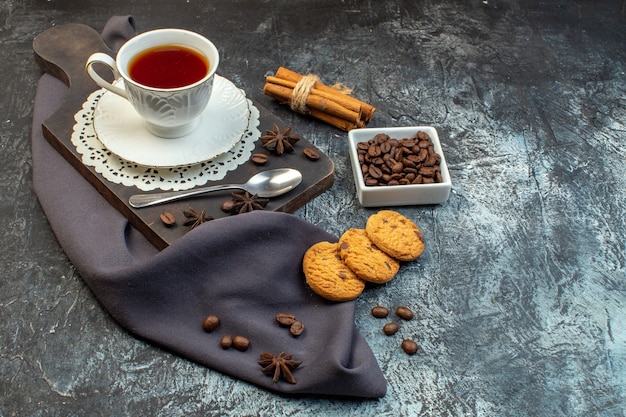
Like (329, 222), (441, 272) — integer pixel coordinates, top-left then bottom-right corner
(365, 210), (425, 261)
(303, 241), (365, 302)
(338, 229), (399, 284)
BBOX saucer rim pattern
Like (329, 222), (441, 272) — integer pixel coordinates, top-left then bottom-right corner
(92, 74), (251, 168)
(70, 78), (260, 192)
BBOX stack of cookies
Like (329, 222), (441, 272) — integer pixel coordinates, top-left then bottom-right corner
(303, 210), (425, 301)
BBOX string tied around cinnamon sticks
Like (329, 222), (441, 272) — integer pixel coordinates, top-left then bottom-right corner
(263, 67), (375, 132)
(289, 73), (318, 114)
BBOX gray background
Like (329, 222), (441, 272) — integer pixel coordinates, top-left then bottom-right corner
(1, 0), (625, 416)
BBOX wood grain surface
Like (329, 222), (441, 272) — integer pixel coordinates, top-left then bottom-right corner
(2, 0), (625, 416)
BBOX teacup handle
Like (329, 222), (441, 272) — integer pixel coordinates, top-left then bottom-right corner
(85, 52), (128, 99)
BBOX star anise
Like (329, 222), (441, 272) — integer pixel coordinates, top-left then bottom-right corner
(260, 123), (300, 155)
(182, 207), (213, 229)
(221, 191), (269, 215)
(258, 352), (302, 384)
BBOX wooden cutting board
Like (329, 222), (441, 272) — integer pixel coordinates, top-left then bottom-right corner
(32, 24), (335, 250)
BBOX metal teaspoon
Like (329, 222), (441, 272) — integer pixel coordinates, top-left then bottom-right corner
(128, 168), (303, 208)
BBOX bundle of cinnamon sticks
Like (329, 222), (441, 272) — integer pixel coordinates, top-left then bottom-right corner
(263, 67), (375, 131)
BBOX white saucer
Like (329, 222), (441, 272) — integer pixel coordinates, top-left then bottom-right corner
(93, 75), (250, 167)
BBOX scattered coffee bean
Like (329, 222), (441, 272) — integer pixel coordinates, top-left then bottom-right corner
(220, 335), (233, 349)
(232, 335), (250, 351)
(251, 153), (269, 165)
(401, 339), (419, 355)
(290, 320), (305, 337)
(383, 322), (399, 336)
(367, 304), (421, 356)
(303, 147), (320, 161)
(159, 212), (176, 227)
(371, 306), (390, 318)
(356, 132), (442, 187)
(396, 306), (414, 320)
(221, 199), (236, 213)
(276, 313), (297, 327)
(202, 314), (220, 332)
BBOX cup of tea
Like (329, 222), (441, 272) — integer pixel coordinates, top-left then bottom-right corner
(86, 28), (220, 138)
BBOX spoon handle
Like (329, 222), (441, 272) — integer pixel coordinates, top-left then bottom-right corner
(129, 184), (245, 208)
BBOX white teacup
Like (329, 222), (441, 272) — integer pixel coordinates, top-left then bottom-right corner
(86, 28), (220, 138)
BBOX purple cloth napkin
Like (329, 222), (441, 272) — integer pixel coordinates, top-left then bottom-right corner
(31, 16), (386, 398)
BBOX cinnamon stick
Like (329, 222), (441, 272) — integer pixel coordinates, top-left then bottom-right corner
(266, 86), (359, 130)
(265, 75), (362, 115)
(263, 83), (361, 123)
(308, 109), (364, 131)
(274, 67), (376, 123)
(263, 67), (376, 131)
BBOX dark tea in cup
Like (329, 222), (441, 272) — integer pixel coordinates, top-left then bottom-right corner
(128, 45), (210, 89)
(86, 28), (220, 137)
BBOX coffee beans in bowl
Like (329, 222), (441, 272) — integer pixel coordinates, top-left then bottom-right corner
(347, 126), (452, 207)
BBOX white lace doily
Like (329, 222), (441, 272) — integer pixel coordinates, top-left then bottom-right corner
(71, 87), (260, 191)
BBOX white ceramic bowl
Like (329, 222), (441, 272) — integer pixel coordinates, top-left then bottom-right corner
(348, 126), (452, 207)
